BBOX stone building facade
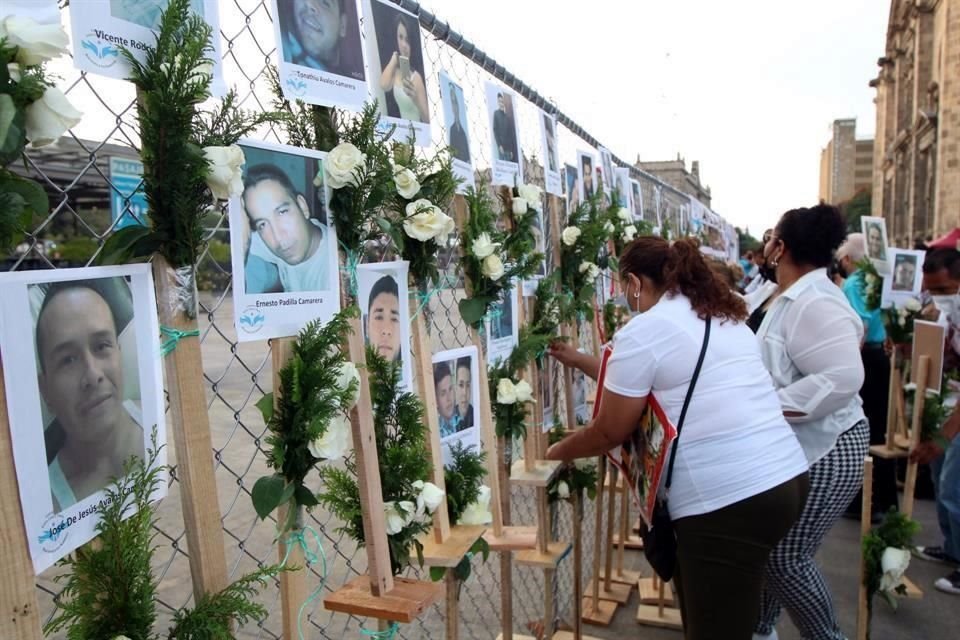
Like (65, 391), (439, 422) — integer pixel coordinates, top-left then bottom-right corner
(819, 119), (874, 205)
(634, 155), (712, 208)
(871, 0), (960, 247)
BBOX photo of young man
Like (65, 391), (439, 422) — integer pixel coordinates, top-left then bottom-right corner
(580, 154), (595, 200)
(492, 92), (519, 163)
(455, 357), (474, 432)
(446, 81), (470, 163)
(358, 262), (412, 390)
(432, 346), (482, 464)
(276, 0), (365, 80)
(434, 361), (459, 437)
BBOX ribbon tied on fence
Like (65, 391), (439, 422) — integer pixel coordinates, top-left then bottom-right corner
(279, 525), (329, 640)
(159, 325), (200, 356)
(361, 622), (400, 639)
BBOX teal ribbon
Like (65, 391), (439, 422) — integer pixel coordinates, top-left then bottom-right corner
(409, 274), (456, 321)
(279, 526), (328, 640)
(339, 243), (361, 297)
(361, 623), (400, 639)
(159, 325), (199, 356)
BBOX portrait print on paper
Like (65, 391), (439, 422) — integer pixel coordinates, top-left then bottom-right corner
(272, 0), (367, 109)
(439, 70), (475, 192)
(572, 363), (589, 424)
(0, 265), (166, 573)
(540, 111), (562, 196)
(630, 179), (645, 222)
(881, 248), (926, 309)
(522, 210), (548, 297)
(71, 0), (226, 95)
(564, 163), (580, 213)
(615, 167), (631, 209)
(598, 147), (614, 196)
(861, 216), (890, 269)
(432, 347), (482, 465)
(229, 139), (340, 342)
(485, 287), (520, 368)
(364, 0), (431, 145)
(486, 81), (523, 186)
(357, 261), (412, 391)
(578, 151), (596, 202)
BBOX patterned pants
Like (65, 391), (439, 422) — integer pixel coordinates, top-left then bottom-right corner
(755, 420), (869, 640)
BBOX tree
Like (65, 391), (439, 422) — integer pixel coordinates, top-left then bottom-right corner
(842, 189), (871, 232)
(737, 226), (762, 253)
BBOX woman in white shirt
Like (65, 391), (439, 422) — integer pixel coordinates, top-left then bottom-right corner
(754, 204), (868, 640)
(547, 237), (809, 639)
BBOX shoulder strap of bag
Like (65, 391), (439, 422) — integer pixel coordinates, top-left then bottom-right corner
(664, 316), (711, 491)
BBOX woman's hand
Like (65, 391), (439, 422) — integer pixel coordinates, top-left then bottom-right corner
(548, 340), (580, 367)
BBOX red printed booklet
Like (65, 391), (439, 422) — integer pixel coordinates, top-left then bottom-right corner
(594, 343), (677, 528)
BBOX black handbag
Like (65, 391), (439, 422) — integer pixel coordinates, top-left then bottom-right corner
(642, 317), (711, 582)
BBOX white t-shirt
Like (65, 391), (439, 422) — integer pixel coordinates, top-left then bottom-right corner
(603, 293), (809, 520)
(249, 219), (330, 293)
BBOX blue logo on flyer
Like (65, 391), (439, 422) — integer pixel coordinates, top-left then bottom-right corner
(81, 33), (120, 68)
(286, 78), (307, 97)
(239, 306), (266, 334)
(39, 512), (70, 553)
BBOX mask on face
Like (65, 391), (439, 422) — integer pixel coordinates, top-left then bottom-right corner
(759, 243), (781, 284)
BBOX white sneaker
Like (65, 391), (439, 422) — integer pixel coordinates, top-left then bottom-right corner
(752, 631), (778, 640)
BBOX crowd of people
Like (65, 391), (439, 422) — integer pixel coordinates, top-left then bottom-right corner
(547, 203), (959, 639)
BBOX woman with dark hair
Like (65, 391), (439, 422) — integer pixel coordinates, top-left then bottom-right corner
(547, 237), (809, 638)
(378, 13), (429, 122)
(743, 229), (781, 333)
(753, 204), (868, 640)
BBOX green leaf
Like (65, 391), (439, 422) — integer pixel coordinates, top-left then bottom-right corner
(1, 173), (48, 217)
(471, 537), (490, 563)
(279, 479), (297, 506)
(458, 297), (488, 327)
(0, 93), (25, 163)
(429, 566), (446, 582)
(256, 393), (274, 425)
(454, 557), (471, 582)
(97, 224), (154, 265)
(578, 283), (595, 303)
(251, 474), (286, 520)
(0, 191), (26, 251)
(376, 216), (393, 234)
(415, 539), (425, 568)
(294, 484), (319, 508)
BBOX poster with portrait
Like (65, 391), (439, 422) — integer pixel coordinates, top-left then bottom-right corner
(363, 0), (431, 146)
(541, 360), (554, 432)
(271, 0), (367, 109)
(70, 0), (226, 96)
(577, 151), (596, 203)
(522, 209), (548, 297)
(564, 163), (580, 213)
(485, 82), (523, 186)
(0, 265), (166, 573)
(439, 70), (475, 193)
(571, 358), (589, 424)
(357, 261), (412, 391)
(598, 147), (614, 196)
(485, 288), (519, 368)
(881, 248), (925, 308)
(630, 179), (645, 222)
(861, 216), (891, 274)
(228, 139), (340, 342)
(432, 346), (482, 466)
(615, 167), (631, 209)
(539, 111), (562, 196)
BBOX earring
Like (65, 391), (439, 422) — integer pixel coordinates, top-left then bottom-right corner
(633, 291), (641, 298)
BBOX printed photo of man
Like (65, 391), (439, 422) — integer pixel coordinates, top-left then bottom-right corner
(454, 357), (474, 432)
(445, 81), (471, 163)
(490, 295), (514, 341)
(492, 92), (519, 163)
(276, 0), (365, 80)
(241, 162), (330, 294)
(580, 155), (594, 200)
(565, 164), (580, 212)
(864, 220), (887, 262)
(631, 181), (643, 220)
(542, 114), (558, 173)
(434, 361), (459, 437)
(364, 274), (401, 362)
(34, 278), (144, 512)
(892, 254), (918, 292)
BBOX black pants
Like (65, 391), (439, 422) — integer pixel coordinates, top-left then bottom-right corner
(672, 473), (810, 640)
(847, 344), (898, 515)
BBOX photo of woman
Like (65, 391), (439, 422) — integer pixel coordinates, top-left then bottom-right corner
(369, 0), (429, 124)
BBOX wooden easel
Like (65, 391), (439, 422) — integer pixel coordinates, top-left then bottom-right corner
(635, 572), (682, 630)
(409, 287), (486, 640)
(0, 362), (43, 640)
(322, 314), (445, 622)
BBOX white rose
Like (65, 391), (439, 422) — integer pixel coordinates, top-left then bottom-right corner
(112, 636), (133, 640)
(190, 59), (214, 84)
(511, 197), (529, 215)
(879, 547), (910, 592)
(556, 480), (570, 500)
(413, 480), (445, 517)
(325, 142), (366, 189)
(25, 86), (82, 147)
(7, 62), (21, 83)
(622, 225), (638, 242)
(0, 16), (69, 66)
(588, 264), (600, 280)
(497, 378), (517, 405)
(308, 412), (352, 461)
(472, 232), (500, 259)
(335, 361), (361, 409)
(383, 501), (407, 535)
(393, 166), (420, 199)
(561, 226), (581, 246)
(865, 273), (878, 285)
(517, 184), (543, 211)
(203, 145), (245, 200)
(482, 254), (505, 281)
(617, 208), (631, 222)
(458, 485), (493, 526)
(403, 199), (453, 242)
(902, 382), (917, 392)
(573, 457), (594, 471)
(578, 261), (593, 274)
(513, 379), (535, 404)
(905, 298), (922, 312)
(603, 221), (615, 234)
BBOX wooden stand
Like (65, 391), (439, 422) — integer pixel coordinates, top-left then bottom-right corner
(635, 575), (682, 630)
(856, 455), (873, 640)
(323, 316), (444, 621)
(0, 363), (43, 640)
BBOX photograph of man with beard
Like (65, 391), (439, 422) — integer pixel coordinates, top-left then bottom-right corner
(454, 357), (474, 432)
(434, 361), (459, 437)
(276, 0), (364, 80)
(241, 161), (330, 294)
(33, 278), (145, 512)
(364, 274), (401, 363)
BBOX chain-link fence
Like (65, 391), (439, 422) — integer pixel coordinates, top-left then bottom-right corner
(6, 1), (699, 637)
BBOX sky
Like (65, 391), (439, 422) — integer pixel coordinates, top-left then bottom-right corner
(418, 0), (890, 236)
